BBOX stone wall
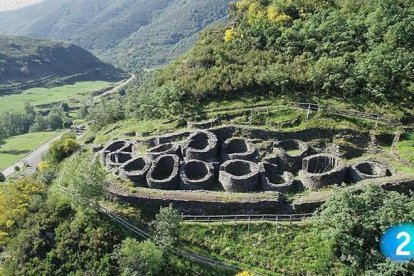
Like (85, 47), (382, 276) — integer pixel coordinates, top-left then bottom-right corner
(107, 184), (290, 215)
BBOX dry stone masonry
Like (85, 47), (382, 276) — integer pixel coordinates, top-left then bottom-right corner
(221, 137), (259, 162)
(350, 161), (388, 182)
(299, 154), (347, 190)
(179, 160), (215, 190)
(219, 159), (260, 192)
(146, 154), (180, 190)
(119, 156), (151, 187)
(100, 125), (395, 213)
(182, 130), (218, 162)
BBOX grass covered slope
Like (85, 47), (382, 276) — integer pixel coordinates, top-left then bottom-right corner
(0, 81), (113, 113)
(131, 0), (413, 122)
(0, 35), (126, 89)
(0, 0), (231, 70)
(0, 131), (57, 171)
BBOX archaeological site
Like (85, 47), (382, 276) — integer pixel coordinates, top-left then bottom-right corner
(98, 123), (410, 215)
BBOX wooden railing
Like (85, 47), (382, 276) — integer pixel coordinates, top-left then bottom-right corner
(184, 101), (402, 128)
(182, 213), (313, 224)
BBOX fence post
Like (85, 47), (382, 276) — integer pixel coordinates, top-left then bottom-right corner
(306, 104), (311, 120)
(248, 216), (251, 236)
(289, 215), (292, 225)
(275, 216), (279, 234)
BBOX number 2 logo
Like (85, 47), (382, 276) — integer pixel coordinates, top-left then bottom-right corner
(380, 224), (414, 262)
(396, 231), (411, 256)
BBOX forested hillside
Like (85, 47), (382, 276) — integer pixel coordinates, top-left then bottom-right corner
(126, 0), (413, 121)
(0, 35), (125, 88)
(0, 0), (231, 70)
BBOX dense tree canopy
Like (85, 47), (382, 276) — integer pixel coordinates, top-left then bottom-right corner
(128, 0), (414, 119)
(315, 185), (414, 274)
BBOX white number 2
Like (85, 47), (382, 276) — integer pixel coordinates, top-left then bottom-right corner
(396, 231), (411, 256)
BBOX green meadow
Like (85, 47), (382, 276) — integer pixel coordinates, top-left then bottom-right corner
(0, 131), (58, 171)
(0, 81), (113, 113)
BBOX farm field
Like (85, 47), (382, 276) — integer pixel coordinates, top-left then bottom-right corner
(0, 81), (113, 113)
(0, 131), (57, 171)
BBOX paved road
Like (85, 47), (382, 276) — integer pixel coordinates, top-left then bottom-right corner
(1, 74), (135, 178)
(94, 73), (136, 100)
(2, 132), (64, 177)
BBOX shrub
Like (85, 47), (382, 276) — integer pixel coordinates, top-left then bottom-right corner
(116, 238), (164, 276)
(150, 204), (182, 254)
(60, 152), (106, 207)
(315, 185), (414, 274)
(46, 133), (79, 163)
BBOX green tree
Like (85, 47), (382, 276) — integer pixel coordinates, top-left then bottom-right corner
(30, 114), (49, 132)
(48, 107), (65, 130)
(0, 173), (5, 183)
(46, 133), (79, 163)
(315, 185), (414, 274)
(87, 96), (125, 130)
(150, 204), (182, 254)
(60, 102), (69, 112)
(61, 152), (106, 207)
(116, 238), (164, 276)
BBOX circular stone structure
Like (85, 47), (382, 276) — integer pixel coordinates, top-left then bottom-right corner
(350, 161), (388, 182)
(221, 138), (258, 162)
(273, 139), (310, 173)
(179, 160), (215, 190)
(146, 142), (181, 160)
(182, 130), (218, 161)
(119, 156), (152, 186)
(219, 159), (260, 192)
(259, 162), (294, 193)
(101, 140), (132, 165)
(146, 154), (180, 190)
(298, 154), (346, 190)
(106, 151), (133, 170)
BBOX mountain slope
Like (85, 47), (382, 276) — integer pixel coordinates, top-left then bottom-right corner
(0, 35), (126, 90)
(0, 0), (231, 70)
(124, 0), (413, 122)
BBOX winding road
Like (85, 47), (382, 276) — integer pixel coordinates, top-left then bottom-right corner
(1, 74), (135, 177)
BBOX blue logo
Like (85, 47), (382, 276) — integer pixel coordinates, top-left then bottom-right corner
(380, 223), (414, 262)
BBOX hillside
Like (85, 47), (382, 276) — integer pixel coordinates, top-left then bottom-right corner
(0, 35), (126, 90)
(126, 0), (413, 123)
(0, 0), (231, 70)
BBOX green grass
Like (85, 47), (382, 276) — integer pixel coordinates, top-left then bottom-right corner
(0, 131), (58, 171)
(0, 81), (113, 113)
(180, 223), (348, 275)
(89, 118), (181, 144)
(398, 132), (414, 164)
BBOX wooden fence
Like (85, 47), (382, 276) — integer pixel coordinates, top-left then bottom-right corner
(182, 213), (313, 224)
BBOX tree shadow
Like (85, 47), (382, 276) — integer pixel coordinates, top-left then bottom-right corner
(0, 149), (31, 155)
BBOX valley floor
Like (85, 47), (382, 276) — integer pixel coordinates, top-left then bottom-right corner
(0, 131), (58, 171)
(0, 81), (114, 114)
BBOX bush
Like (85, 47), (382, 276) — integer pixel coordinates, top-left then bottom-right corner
(87, 96), (125, 130)
(0, 173), (5, 183)
(116, 238), (164, 276)
(60, 152), (106, 207)
(46, 133), (79, 163)
(0, 177), (46, 246)
(315, 185), (414, 274)
(150, 204), (182, 254)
